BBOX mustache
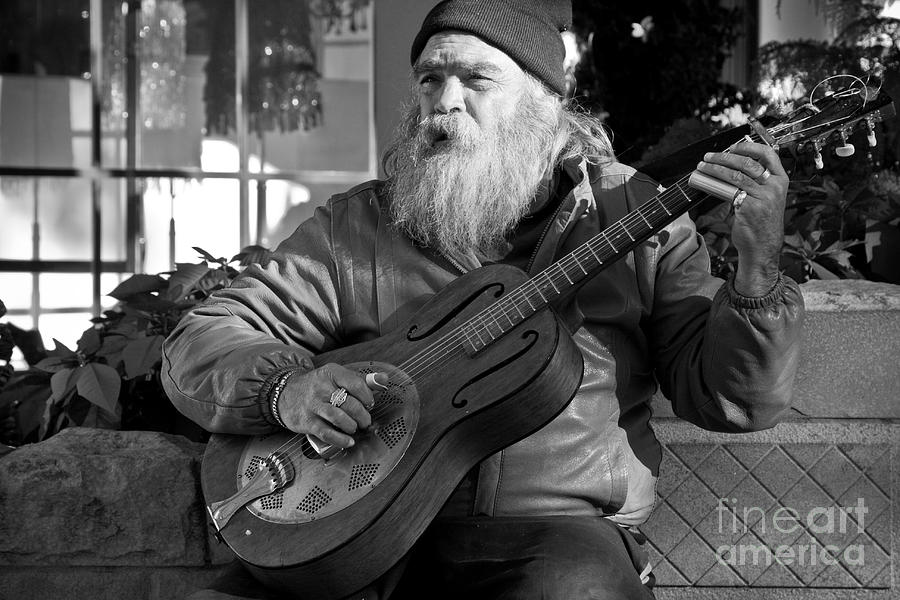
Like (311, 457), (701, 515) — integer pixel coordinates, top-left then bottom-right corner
(416, 112), (480, 150)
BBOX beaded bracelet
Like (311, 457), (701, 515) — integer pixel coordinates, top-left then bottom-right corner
(269, 369), (295, 429)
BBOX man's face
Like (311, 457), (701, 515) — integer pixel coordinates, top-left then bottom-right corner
(413, 31), (528, 135)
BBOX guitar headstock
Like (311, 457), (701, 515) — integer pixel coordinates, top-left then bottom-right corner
(766, 83), (895, 168)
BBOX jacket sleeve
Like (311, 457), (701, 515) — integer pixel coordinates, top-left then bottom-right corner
(645, 212), (805, 432)
(160, 204), (342, 434)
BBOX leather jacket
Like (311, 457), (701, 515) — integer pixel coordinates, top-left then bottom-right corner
(161, 158), (804, 526)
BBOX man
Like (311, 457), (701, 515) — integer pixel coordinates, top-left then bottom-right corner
(162, 1), (803, 598)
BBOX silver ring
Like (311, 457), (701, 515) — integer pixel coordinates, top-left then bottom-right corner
(756, 167), (771, 184)
(329, 387), (348, 408)
(732, 190), (747, 210)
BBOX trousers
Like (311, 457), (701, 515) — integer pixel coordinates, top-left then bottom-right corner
(190, 516), (656, 600)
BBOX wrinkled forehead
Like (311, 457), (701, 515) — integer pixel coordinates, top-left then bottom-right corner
(412, 31), (523, 76)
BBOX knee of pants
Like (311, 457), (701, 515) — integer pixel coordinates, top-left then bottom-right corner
(500, 556), (653, 600)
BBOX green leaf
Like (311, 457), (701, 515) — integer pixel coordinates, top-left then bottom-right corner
(233, 245), (273, 267)
(122, 335), (164, 379)
(35, 355), (78, 373)
(50, 368), (78, 402)
(79, 403), (121, 430)
(192, 246), (218, 263)
(123, 292), (178, 312)
(75, 363), (121, 414)
(46, 339), (77, 359)
(108, 274), (167, 300)
(167, 263), (213, 301)
(77, 327), (102, 356)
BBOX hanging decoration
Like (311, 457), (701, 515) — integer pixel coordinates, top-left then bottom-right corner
(205, 0), (324, 136)
(310, 0), (371, 35)
(104, 0), (187, 132)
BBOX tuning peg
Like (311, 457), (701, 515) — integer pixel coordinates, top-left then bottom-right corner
(835, 130), (855, 157)
(813, 141), (824, 169)
(835, 144), (856, 157)
(866, 118), (877, 148)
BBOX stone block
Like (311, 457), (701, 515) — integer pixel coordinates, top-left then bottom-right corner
(645, 420), (897, 596)
(0, 428), (208, 567)
(0, 567), (151, 600)
(0, 566), (228, 600)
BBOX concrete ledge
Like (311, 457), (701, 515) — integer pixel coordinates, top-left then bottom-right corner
(0, 566), (228, 600)
(651, 280), (900, 419)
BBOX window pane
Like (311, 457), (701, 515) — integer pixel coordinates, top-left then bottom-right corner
(39, 274), (95, 309)
(125, 0), (236, 171)
(257, 177), (369, 249)
(247, 2), (373, 175)
(0, 273), (33, 312)
(37, 312), (94, 351)
(0, 1), (92, 169)
(100, 179), (127, 261)
(143, 177), (241, 274)
(0, 178), (36, 260)
(36, 178), (92, 261)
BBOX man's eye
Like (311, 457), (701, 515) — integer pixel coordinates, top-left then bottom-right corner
(419, 75), (438, 85)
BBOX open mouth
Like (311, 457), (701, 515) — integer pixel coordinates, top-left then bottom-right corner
(431, 131), (451, 146)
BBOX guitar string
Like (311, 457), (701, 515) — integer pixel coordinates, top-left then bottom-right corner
(261, 102), (869, 470)
(378, 92), (872, 419)
(262, 148), (748, 464)
(262, 174), (706, 465)
(262, 123), (776, 467)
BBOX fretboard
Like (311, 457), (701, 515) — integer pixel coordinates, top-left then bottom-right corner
(461, 176), (708, 353)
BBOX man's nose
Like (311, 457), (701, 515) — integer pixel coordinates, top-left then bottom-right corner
(434, 78), (465, 114)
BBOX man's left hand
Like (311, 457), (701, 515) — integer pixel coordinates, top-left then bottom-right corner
(696, 141), (789, 296)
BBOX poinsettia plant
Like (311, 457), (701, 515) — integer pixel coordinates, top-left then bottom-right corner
(32, 245), (271, 441)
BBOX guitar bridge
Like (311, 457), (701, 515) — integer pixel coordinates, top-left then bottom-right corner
(207, 451), (295, 531)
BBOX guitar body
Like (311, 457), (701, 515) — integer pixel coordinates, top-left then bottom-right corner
(201, 263), (585, 599)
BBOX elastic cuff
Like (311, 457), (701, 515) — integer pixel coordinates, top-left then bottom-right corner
(258, 358), (313, 427)
(725, 271), (786, 309)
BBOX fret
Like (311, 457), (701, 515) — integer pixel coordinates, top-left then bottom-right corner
(638, 210), (653, 230)
(620, 221), (635, 242)
(484, 316), (497, 340)
(675, 183), (693, 203)
(524, 291), (536, 310)
(462, 326), (478, 352)
(559, 264), (574, 284)
(573, 254), (587, 275)
(473, 326), (486, 347)
(512, 299), (526, 319)
(656, 196), (672, 216)
(588, 244), (603, 265)
(500, 305), (515, 327)
(535, 286), (548, 302)
(601, 232), (618, 254)
(547, 276), (560, 294)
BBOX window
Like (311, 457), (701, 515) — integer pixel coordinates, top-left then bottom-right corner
(0, 0), (375, 362)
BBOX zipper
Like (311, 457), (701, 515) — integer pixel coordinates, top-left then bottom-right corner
(525, 189), (570, 275)
(438, 249), (469, 275)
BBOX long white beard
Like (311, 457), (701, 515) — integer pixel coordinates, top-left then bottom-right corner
(388, 92), (561, 259)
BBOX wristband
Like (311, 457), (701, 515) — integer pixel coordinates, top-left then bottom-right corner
(269, 369), (296, 429)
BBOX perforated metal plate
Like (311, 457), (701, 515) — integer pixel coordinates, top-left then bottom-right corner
(236, 361), (419, 524)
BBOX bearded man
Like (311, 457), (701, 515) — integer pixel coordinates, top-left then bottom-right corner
(162, 1), (803, 598)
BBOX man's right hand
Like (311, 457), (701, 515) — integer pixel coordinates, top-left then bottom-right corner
(276, 363), (388, 449)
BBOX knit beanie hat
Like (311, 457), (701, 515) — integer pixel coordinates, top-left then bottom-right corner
(410, 0), (572, 97)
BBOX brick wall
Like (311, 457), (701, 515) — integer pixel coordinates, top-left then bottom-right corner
(0, 280), (897, 600)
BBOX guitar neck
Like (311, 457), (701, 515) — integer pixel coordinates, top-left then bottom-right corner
(460, 174), (708, 353)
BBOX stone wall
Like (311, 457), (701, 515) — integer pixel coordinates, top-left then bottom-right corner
(0, 281), (897, 600)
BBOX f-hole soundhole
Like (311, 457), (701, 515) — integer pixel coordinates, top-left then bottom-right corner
(451, 329), (539, 408)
